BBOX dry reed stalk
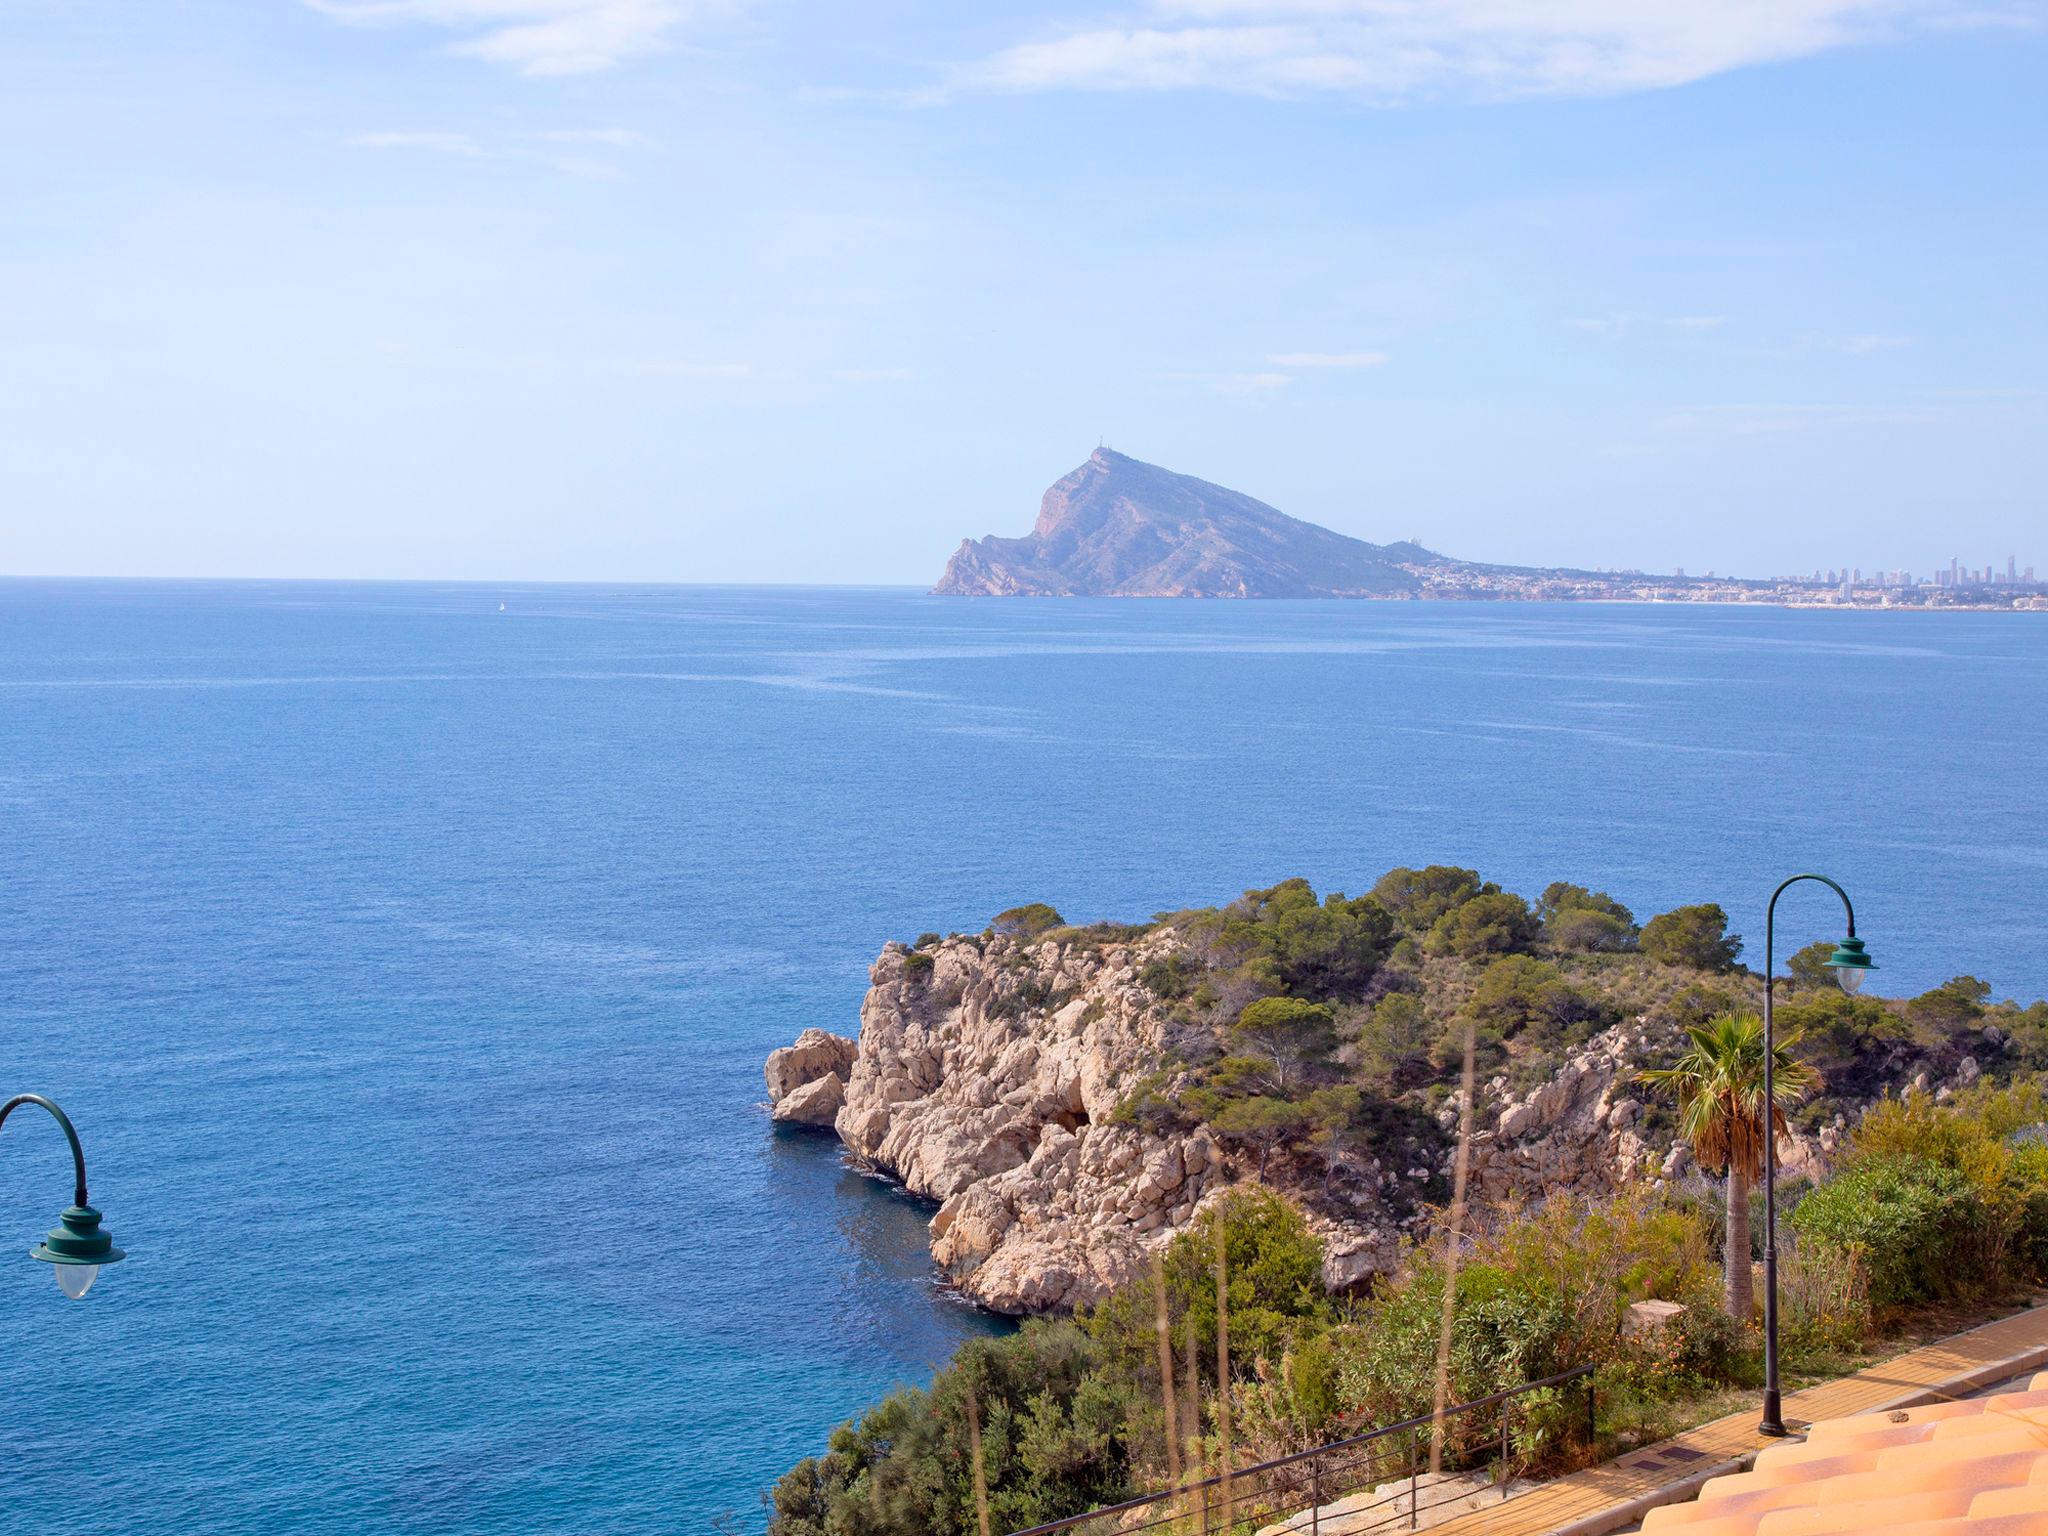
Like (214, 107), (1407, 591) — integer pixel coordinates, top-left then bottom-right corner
(1430, 1017), (1477, 1476)
(966, 1390), (993, 1536)
(1183, 1308), (1204, 1536)
(1215, 1212), (1233, 1531)
(1153, 1249), (1182, 1487)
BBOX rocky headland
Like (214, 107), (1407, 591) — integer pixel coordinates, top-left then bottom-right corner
(766, 877), (2005, 1316)
(933, 448), (1444, 599)
(932, 448), (2048, 607)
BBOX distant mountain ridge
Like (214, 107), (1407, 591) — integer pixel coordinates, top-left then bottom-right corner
(933, 448), (1449, 598)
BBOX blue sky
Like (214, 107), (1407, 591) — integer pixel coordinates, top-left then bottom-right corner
(2, 1), (2042, 582)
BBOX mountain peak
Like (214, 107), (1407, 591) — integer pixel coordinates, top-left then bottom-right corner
(935, 449), (1441, 598)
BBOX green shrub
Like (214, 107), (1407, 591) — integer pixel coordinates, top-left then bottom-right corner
(992, 903), (1066, 939)
(1835, 1083), (2048, 1290)
(1180, 879), (1396, 1002)
(1908, 976), (1992, 1032)
(1357, 990), (1436, 1087)
(1230, 996), (1339, 1091)
(1138, 950), (1199, 1001)
(1371, 866), (1494, 932)
(768, 1319), (1133, 1536)
(1329, 1262), (1575, 1430)
(1084, 1188), (1329, 1383)
(1789, 1155), (1979, 1310)
(1641, 904), (1741, 971)
(1462, 955), (1608, 1052)
(902, 949), (935, 983)
(1538, 883), (1639, 953)
(1547, 907), (1636, 954)
(1427, 891), (1540, 959)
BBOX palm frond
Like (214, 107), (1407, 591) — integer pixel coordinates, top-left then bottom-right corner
(1635, 1011), (1821, 1179)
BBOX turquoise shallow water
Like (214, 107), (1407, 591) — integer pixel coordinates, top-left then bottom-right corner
(1, 581), (2044, 1533)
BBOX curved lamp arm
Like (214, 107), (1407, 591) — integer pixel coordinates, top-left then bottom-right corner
(1766, 872), (1856, 985)
(0, 1094), (92, 1208)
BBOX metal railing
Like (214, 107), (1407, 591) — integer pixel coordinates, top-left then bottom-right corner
(1006, 1364), (1596, 1536)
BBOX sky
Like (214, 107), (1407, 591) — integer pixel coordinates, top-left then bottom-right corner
(1, 0), (2043, 583)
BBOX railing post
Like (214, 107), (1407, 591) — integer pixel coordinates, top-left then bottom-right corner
(1309, 1456), (1321, 1536)
(1585, 1371), (1597, 1448)
(1408, 1439), (1418, 1531)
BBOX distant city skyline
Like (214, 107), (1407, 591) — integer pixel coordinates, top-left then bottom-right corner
(2, 4), (2043, 583)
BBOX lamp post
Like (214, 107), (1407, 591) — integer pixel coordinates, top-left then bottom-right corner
(1, 1094), (126, 1299)
(1758, 876), (1874, 1438)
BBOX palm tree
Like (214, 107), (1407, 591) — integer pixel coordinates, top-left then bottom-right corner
(1639, 1011), (1820, 1322)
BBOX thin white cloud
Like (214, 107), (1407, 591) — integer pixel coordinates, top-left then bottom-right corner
(1266, 350), (1389, 368)
(1159, 370), (1294, 395)
(348, 127), (645, 179)
(640, 360), (755, 379)
(1571, 312), (1730, 336)
(308, 1), (718, 76)
(833, 368), (915, 384)
(518, 128), (652, 148)
(1745, 331), (1916, 359)
(951, 1), (2036, 102)
(1658, 402), (1941, 434)
(533, 153), (630, 181)
(348, 130), (486, 156)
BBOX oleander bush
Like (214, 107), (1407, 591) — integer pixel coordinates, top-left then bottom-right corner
(1788, 1156), (1979, 1311)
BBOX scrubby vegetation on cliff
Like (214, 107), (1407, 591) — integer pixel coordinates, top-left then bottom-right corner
(771, 1085), (2048, 1536)
(765, 865), (2048, 1536)
(1055, 869), (2047, 1233)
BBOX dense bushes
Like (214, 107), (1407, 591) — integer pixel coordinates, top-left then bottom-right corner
(768, 1319), (1134, 1536)
(1790, 1158), (1979, 1310)
(1178, 878), (1396, 1003)
(1538, 883), (1640, 954)
(1640, 904), (1742, 971)
(992, 904), (1067, 939)
(1327, 1187), (1740, 1458)
(1427, 891), (1540, 958)
(1791, 1083), (2048, 1311)
(774, 1082), (2048, 1536)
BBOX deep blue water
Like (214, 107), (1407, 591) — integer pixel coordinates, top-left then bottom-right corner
(2, 581), (2044, 1534)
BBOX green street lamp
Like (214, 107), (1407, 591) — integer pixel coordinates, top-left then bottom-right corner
(1, 1094), (126, 1299)
(1759, 876), (1872, 1438)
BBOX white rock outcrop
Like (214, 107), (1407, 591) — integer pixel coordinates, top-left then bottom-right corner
(764, 1028), (857, 1127)
(765, 932), (1247, 1312)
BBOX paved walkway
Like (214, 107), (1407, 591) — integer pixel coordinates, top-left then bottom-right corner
(1425, 1301), (2048, 1536)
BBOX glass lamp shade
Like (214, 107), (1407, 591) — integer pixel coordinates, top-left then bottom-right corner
(1825, 935), (1876, 994)
(31, 1203), (124, 1296)
(54, 1263), (99, 1300)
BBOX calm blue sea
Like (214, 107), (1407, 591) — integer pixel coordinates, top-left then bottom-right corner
(2, 581), (2045, 1534)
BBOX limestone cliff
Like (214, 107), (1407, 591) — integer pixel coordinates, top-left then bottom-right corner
(763, 929), (1935, 1316)
(769, 930), (1234, 1311)
(763, 930), (1676, 1314)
